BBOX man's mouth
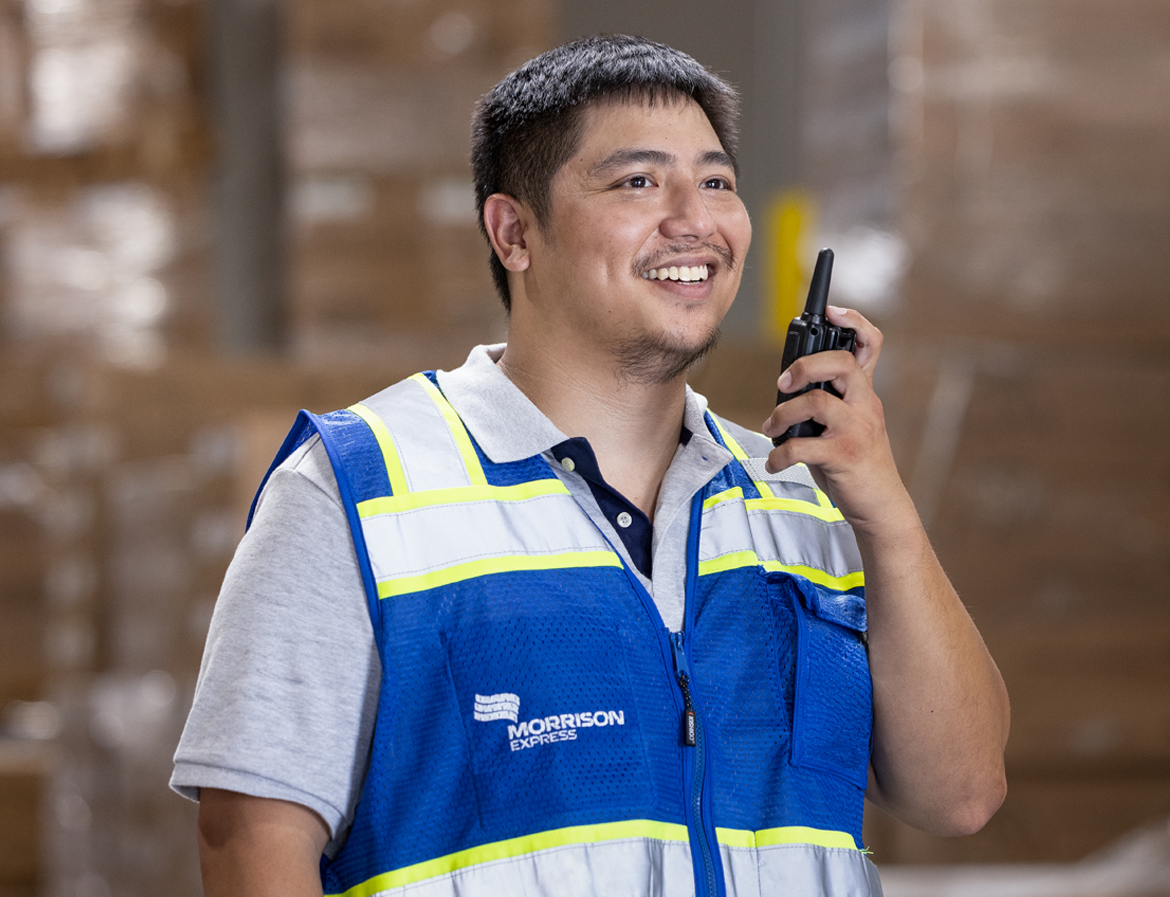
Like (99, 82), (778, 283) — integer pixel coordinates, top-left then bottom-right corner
(640, 264), (710, 283)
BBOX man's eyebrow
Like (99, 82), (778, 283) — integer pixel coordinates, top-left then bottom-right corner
(699, 149), (736, 171)
(587, 148), (737, 179)
(588, 149), (675, 178)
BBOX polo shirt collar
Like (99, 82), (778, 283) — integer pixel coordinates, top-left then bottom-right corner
(435, 344), (728, 465)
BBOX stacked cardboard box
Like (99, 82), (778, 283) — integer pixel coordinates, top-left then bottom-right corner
(0, 2), (218, 894)
(0, 0), (214, 363)
(7, 355), (413, 897)
(283, 0), (552, 365)
(0, 740), (51, 897)
(859, 0), (1170, 865)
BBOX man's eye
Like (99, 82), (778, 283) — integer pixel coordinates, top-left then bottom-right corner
(625, 175), (651, 188)
(704, 177), (733, 190)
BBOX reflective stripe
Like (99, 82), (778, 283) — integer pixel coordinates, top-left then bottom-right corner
(360, 490), (618, 595)
(356, 479), (568, 517)
(744, 495), (844, 524)
(709, 417), (777, 499)
(703, 487), (744, 510)
(699, 495), (863, 590)
(704, 488), (842, 523)
(327, 819), (691, 897)
(376, 550), (623, 598)
(698, 550), (865, 592)
(716, 826), (859, 851)
(722, 841), (883, 896)
(409, 373), (488, 487)
(349, 402), (409, 497)
(325, 831), (879, 897)
(708, 416), (839, 519)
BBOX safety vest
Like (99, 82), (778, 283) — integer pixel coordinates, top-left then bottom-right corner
(259, 371), (882, 897)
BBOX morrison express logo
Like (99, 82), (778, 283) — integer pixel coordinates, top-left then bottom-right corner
(474, 692), (626, 752)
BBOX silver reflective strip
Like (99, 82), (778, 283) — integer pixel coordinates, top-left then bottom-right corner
(347, 839), (881, 897)
(699, 493), (862, 581)
(357, 837), (697, 897)
(739, 457), (818, 491)
(363, 379), (474, 492)
(361, 491), (615, 587)
(723, 842), (882, 896)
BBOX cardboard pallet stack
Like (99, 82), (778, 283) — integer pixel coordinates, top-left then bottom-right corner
(38, 355), (413, 897)
(283, 0), (550, 367)
(0, 351), (417, 897)
(0, 1), (553, 894)
(860, 0), (1170, 866)
(0, 0), (220, 890)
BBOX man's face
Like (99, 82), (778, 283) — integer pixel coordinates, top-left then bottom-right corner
(520, 97), (752, 384)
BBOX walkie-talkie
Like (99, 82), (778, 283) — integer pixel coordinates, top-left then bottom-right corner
(771, 248), (856, 446)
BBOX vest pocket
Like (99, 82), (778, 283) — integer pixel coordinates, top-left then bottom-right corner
(780, 574), (873, 789)
(442, 609), (654, 833)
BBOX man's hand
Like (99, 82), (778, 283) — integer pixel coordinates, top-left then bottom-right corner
(763, 306), (914, 536)
(198, 789), (329, 897)
(763, 307), (1010, 837)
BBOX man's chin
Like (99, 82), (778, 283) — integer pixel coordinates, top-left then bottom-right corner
(612, 327), (722, 386)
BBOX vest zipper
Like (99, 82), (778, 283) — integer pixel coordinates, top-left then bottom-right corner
(584, 487), (726, 897)
(672, 631), (720, 897)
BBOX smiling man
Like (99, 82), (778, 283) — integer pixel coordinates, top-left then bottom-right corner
(174, 35), (1009, 897)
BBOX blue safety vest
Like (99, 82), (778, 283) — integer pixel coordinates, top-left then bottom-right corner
(258, 372), (882, 897)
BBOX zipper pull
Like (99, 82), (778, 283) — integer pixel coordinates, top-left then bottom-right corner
(671, 632), (698, 748)
(677, 671), (698, 747)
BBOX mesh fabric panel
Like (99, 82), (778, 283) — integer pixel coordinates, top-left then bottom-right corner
(690, 567), (869, 848)
(323, 566), (688, 893)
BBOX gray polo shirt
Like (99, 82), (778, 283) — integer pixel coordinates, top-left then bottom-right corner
(171, 344), (768, 856)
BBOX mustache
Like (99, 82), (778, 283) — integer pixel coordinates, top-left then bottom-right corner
(632, 242), (737, 276)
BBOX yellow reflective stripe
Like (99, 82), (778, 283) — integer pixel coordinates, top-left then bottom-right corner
(357, 479), (568, 518)
(377, 551), (622, 599)
(716, 825), (860, 851)
(347, 402), (408, 497)
(702, 486), (743, 510)
(327, 819), (691, 897)
(711, 415), (749, 461)
(410, 372), (487, 487)
(699, 550), (865, 591)
(704, 489), (840, 522)
(709, 416), (777, 499)
(744, 495), (844, 523)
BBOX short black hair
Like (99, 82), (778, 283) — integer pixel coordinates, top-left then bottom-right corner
(471, 34), (741, 310)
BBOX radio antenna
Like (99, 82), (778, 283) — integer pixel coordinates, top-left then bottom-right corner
(804, 248), (834, 317)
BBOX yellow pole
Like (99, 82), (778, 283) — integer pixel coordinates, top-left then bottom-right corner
(763, 191), (816, 343)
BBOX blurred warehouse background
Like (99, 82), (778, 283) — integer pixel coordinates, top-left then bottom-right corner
(0, 0), (1167, 894)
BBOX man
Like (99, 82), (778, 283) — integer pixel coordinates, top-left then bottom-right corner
(174, 35), (1009, 897)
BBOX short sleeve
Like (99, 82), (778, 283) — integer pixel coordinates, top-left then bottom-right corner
(170, 437), (381, 857)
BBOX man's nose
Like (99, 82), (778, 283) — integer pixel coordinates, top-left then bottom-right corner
(659, 183), (716, 241)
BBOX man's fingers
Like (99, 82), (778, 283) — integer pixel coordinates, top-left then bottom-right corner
(763, 385), (845, 451)
(775, 349), (862, 400)
(826, 306), (883, 378)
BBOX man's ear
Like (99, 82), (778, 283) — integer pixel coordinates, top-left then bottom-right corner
(483, 193), (533, 272)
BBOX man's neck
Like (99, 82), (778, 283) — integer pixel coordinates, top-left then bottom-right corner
(497, 341), (688, 521)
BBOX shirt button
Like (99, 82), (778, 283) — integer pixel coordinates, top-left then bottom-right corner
(616, 511), (633, 528)
(560, 457), (576, 472)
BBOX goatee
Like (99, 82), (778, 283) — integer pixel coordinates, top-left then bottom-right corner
(611, 327), (722, 386)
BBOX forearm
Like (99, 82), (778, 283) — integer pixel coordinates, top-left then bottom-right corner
(858, 502), (1009, 835)
(198, 789), (329, 897)
(762, 306), (1009, 834)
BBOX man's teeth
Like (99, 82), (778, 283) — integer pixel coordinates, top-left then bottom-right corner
(641, 264), (710, 283)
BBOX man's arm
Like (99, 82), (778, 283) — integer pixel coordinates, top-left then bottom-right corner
(198, 789), (330, 897)
(763, 307), (1009, 836)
